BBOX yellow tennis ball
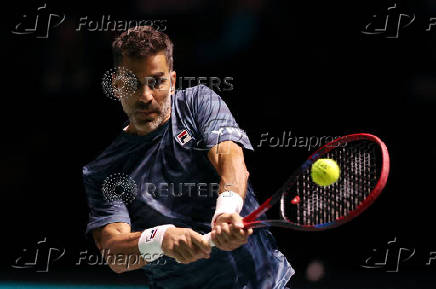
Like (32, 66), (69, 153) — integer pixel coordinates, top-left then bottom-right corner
(311, 158), (340, 186)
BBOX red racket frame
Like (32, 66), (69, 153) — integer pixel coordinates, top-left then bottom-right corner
(242, 133), (390, 231)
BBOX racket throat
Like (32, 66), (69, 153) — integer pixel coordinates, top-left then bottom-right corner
(244, 196), (273, 222)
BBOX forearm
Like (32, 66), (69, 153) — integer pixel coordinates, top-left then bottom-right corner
(98, 231), (147, 273)
(210, 141), (249, 198)
(218, 157), (248, 199)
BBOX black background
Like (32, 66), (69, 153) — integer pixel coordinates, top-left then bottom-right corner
(2, 0), (435, 288)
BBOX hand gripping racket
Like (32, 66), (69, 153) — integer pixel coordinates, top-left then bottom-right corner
(204, 133), (390, 245)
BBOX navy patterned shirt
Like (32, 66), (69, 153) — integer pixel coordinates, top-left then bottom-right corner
(83, 85), (294, 289)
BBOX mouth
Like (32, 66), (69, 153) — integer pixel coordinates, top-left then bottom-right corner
(135, 110), (158, 120)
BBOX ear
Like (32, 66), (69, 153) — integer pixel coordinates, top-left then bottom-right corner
(170, 70), (176, 91)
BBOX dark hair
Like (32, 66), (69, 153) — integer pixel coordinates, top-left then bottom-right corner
(112, 26), (174, 70)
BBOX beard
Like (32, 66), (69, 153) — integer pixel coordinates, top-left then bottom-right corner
(129, 93), (171, 135)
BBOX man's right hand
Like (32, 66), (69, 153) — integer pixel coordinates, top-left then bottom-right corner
(161, 227), (211, 264)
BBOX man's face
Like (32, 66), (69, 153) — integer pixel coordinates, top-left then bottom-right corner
(117, 52), (176, 135)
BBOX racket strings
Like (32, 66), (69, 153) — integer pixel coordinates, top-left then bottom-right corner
(290, 140), (379, 226)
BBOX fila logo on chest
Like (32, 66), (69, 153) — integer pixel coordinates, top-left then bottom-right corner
(176, 129), (192, 146)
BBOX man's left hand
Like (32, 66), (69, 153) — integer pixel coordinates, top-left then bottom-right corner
(211, 213), (253, 251)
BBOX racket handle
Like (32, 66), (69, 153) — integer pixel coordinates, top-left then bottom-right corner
(203, 232), (215, 247)
(174, 234), (214, 263)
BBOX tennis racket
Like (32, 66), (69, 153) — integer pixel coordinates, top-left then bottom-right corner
(204, 133), (390, 245)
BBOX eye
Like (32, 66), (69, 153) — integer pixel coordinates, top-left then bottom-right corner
(154, 77), (167, 88)
(145, 77), (157, 89)
(143, 76), (167, 90)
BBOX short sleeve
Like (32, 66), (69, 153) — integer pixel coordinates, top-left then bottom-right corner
(191, 85), (253, 151)
(83, 168), (131, 237)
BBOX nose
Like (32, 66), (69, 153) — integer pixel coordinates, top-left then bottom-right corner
(138, 83), (154, 102)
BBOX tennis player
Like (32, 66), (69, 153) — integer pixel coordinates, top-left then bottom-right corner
(83, 26), (294, 289)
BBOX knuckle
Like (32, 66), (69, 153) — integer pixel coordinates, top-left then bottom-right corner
(186, 256), (196, 263)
